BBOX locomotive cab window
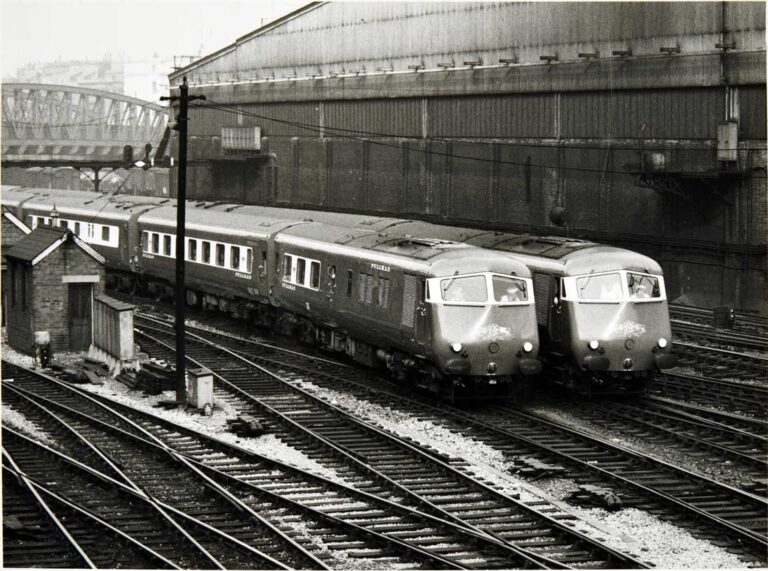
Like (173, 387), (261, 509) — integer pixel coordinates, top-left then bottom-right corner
(565, 270), (665, 302)
(142, 231), (149, 252)
(441, 275), (487, 303)
(576, 272), (621, 301)
(627, 272), (662, 300)
(492, 276), (529, 304)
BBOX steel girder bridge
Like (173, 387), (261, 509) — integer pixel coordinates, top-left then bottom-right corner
(1, 83), (169, 190)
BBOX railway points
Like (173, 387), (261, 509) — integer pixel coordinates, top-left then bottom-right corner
(128, 312), (768, 564)
(128, 318), (643, 569)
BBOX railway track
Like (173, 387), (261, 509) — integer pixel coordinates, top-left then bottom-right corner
(672, 341), (768, 382)
(3, 362), (567, 570)
(3, 362), (365, 570)
(134, 314), (768, 564)
(556, 397), (767, 494)
(651, 372), (768, 418)
(133, 315), (649, 569)
(2, 457), (173, 569)
(670, 304), (768, 339)
(671, 321), (768, 354)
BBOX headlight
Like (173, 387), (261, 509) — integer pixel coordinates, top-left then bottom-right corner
(658, 337), (668, 349)
(451, 342), (463, 353)
(588, 339), (600, 351)
(523, 341), (533, 353)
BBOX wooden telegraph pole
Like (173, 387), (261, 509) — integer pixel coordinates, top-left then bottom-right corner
(161, 77), (205, 403)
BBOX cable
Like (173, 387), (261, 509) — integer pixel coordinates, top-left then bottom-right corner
(195, 100), (767, 179)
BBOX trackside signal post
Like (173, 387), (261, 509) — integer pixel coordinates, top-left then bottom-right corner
(161, 77), (205, 403)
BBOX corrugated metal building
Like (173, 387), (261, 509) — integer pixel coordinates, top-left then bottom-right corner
(169, 1), (766, 312)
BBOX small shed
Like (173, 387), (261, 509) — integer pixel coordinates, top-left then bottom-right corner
(89, 295), (137, 374)
(4, 225), (106, 355)
(1, 208), (32, 326)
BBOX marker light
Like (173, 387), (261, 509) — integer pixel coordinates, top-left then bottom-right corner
(523, 341), (533, 353)
(451, 342), (463, 353)
(589, 340), (600, 351)
(658, 337), (668, 349)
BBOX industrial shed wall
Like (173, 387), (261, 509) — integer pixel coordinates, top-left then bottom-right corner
(169, 2), (767, 313)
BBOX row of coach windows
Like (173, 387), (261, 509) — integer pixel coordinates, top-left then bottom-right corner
(30, 215), (117, 248)
(279, 254), (392, 307)
(283, 254), (321, 290)
(142, 231), (252, 272)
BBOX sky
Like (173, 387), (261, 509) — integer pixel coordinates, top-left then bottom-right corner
(0, 0), (305, 79)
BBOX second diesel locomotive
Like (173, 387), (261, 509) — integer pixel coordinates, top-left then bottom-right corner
(2, 186), (542, 399)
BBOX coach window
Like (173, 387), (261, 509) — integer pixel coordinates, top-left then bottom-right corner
(309, 261), (320, 289)
(142, 231), (149, 252)
(187, 239), (197, 261)
(202, 241), (211, 263)
(74, 222), (81, 236)
(163, 235), (172, 256)
(245, 249), (253, 273)
(231, 246), (240, 270)
(215, 243), (225, 267)
(296, 258), (306, 285)
(152, 233), (160, 254)
(347, 270), (354, 298)
(102, 226), (110, 242)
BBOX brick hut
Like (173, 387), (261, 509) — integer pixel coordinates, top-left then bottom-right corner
(1, 208), (31, 326)
(4, 225), (106, 354)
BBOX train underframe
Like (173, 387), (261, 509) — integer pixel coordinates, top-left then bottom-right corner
(110, 271), (518, 403)
(548, 358), (653, 397)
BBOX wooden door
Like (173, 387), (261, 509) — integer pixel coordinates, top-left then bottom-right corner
(69, 284), (92, 351)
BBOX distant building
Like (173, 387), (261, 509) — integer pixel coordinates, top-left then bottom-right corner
(9, 54), (174, 102)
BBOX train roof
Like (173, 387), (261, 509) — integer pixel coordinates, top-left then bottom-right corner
(229, 204), (663, 276)
(139, 205), (303, 239)
(0, 186), (169, 221)
(278, 223), (531, 277)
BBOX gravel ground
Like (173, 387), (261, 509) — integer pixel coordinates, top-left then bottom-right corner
(294, 379), (756, 569)
(2, 319), (760, 568)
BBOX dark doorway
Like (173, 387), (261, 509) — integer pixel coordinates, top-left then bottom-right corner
(69, 283), (92, 351)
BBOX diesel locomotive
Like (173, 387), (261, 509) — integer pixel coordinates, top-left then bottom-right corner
(2, 186), (542, 399)
(211, 203), (677, 393)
